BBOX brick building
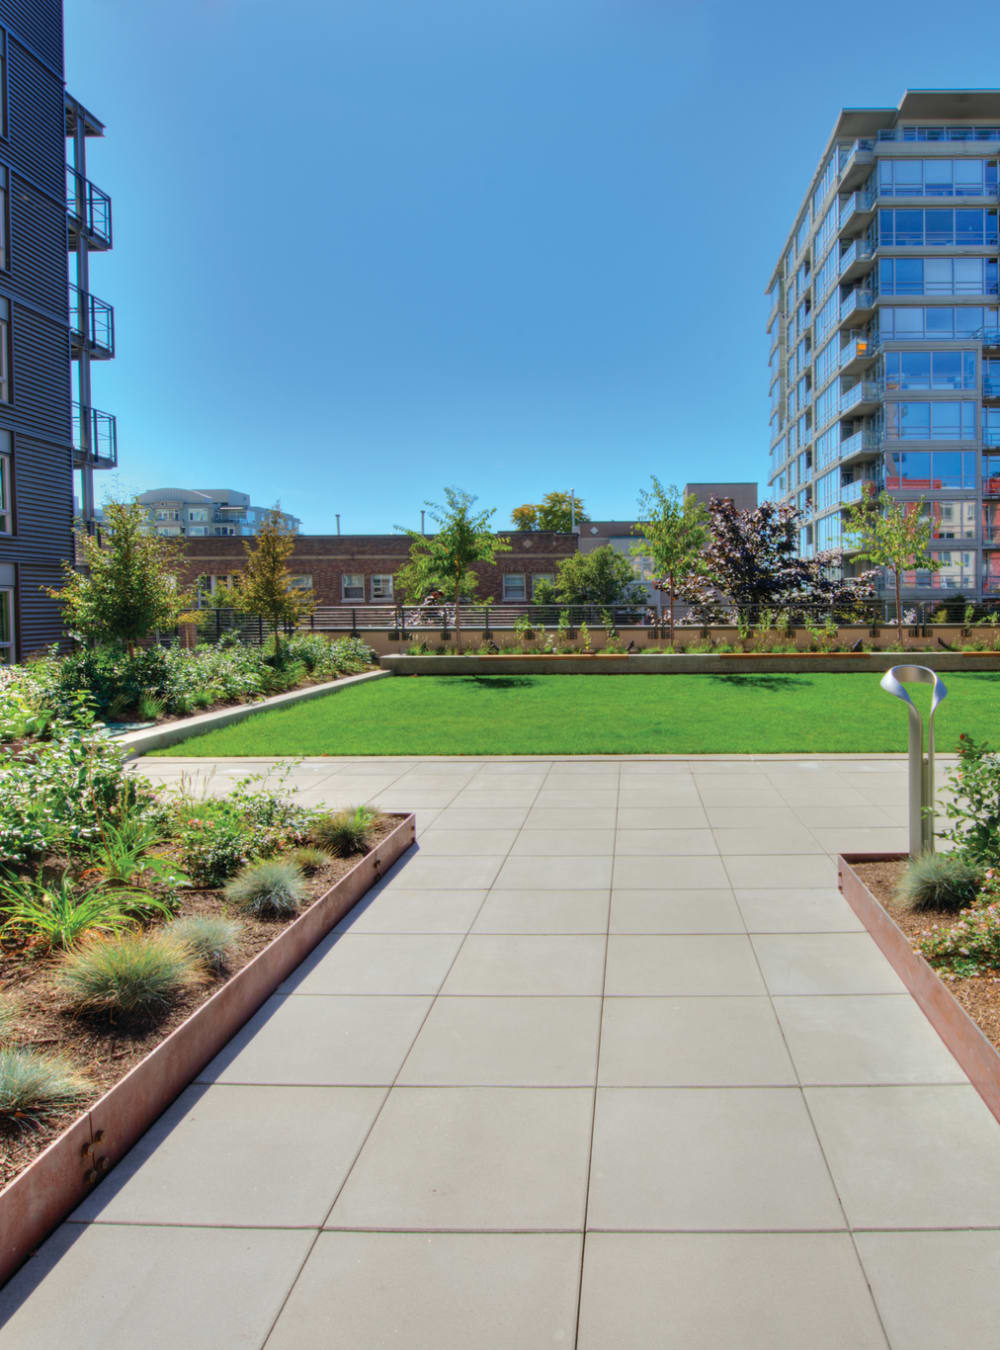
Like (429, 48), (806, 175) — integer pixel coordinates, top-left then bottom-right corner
(180, 532), (579, 607)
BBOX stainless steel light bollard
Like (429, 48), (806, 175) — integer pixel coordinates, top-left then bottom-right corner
(879, 665), (948, 859)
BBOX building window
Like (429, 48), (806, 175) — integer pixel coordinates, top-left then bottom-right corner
(886, 450), (977, 490)
(0, 31), (7, 141)
(342, 573), (364, 601)
(884, 401), (976, 441)
(188, 509), (209, 522)
(0, 441), (9, 534)
(904, 550), (976, 591)
(502, 574), (526, 601)
(884, 351), (977, 392)
(371, 574), (393, 600)
(188, 526), (206, 536)
(288, 575), (313, 591)
(531, 573), (554, 597)
(0, 586), (11, 661)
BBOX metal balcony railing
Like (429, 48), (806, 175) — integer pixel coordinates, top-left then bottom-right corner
(69, 285), (114, 356)
(984, 427), (1000, 448)
(71, 402), (117, 468)
(66, 166), (112, 248)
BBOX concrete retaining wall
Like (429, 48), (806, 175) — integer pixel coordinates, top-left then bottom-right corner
(381, 652), (1000, 676)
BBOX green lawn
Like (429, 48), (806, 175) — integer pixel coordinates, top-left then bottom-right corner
(149, 672), (1000, 756)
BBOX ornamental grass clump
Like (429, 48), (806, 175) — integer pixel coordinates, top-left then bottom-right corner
(896, 852), (983, 913)
(58, 932), (198, 1020)
(0, 1048), (92, 1131)
(224, 859), (305, 918)
(0, 873), (171, 951)
(311, 805), (377, 858)
(289, 846), (327, 876)
(166, 915), (241, 974)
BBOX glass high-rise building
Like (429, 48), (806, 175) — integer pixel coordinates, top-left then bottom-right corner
(767, 90), (1000, 600)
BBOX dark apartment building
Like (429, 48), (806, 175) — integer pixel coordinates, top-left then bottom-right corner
(0, 0), (114, 660)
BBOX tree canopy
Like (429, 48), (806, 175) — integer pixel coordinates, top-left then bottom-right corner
(554, 545), (644, 606)
(511, 491), (589, 533)
(844, 490), (936, 643)
(48, 499), (192, 652)
(230, 508), (315, 653)
(632, 478), (710, 640)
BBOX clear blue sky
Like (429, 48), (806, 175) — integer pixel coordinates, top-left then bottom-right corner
(65, 0), (1000, 533)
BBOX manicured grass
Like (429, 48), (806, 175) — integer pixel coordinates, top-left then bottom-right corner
(149, 672), (1000, 756)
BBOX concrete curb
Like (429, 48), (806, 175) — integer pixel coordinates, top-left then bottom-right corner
(117, 669), (389, 759)
(381, 652), (1000, 676)
(0, 812), (416, 1288)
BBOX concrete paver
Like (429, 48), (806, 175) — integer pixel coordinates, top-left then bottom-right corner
(2, 753), (997, 1348)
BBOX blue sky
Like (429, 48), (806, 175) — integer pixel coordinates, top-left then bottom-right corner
(65, 0), (1000, 533)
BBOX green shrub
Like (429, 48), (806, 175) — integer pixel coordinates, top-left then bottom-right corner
(177, 817), (249, 887)
(0, 873), (171, 950)
(896, 853), (983, 912)
(311, 805), (377, 858)
(289, 846), (327, 876)
(0, 1048), (92, 1130)
(919, 895), (1000, 978)
(224, 858), (306, 917)
(937, 735), (1000, 867)
(58, 933), (198, 1018)
(166, 915), (241, 973)
(137, 692), (164, 721)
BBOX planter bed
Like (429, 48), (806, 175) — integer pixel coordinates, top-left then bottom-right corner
(0, 811), (415, 1286)
(839, 852), (1000, 1126)
(382, 652), (1000, 676)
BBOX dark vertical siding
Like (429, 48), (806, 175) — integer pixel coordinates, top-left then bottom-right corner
(0, 0), (62, 75)
(0, 3), (75, 655)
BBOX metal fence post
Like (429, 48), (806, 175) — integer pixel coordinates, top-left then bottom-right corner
(880, 664), (948, 858)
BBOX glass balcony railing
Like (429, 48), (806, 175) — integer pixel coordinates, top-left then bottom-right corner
(985, 428), (1000, 449)
(840, 380), (880, 413)
(877, 126), (1000, 143)
(839, 239), (874, 275)
(69, 285), (114, 356)
(66, 166), (112, 248)
(839, 188), (875, 230)
(984, 376), (1000, 398)
(840, 335), (878, 368)
(840, 427), (879, 461)
(841, 478), (882, 504)
(983, 526), (1000, 544)
(840, 289), (874, 323)
(71, 402), (117, 468)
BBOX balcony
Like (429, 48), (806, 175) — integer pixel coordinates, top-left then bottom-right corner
(839, 427), (880, 466)
(839, 288), (875, 329)
(839, 139), (875, 191)
(985, 428), (1000, 449)
(66, 166), (112, 250)
(840, 334), (878, 374)
(72, 402), (117, 469)
(838, 189), (875, 237)
(984, 376), (1000, 400)
(69, 285), (114, 358)
(841, 477), (882, 505)
(979, 329), (1000, 349)
(839, 238), (875, 283)
(840, 380), (880, 416)
(982, 526), (1000, 545)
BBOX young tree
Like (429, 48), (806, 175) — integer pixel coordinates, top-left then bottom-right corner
(683, 497), (874, 624)
(844, 490), (937, 646)
(510, 491), (588, 533)
(554, 545), (645, 607)
(632, 478), (710, 643)
(396, 488), (511, 651)
(230, 508), (314, 657)
(48, 499), (192, 653)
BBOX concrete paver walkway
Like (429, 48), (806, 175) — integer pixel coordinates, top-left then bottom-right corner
(3, 756), (1000, 1347)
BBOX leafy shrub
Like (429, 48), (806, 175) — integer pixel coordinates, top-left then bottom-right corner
(896, 853), (982, 912)
(289, 846), (327, 876)
(0, 873), (171, 950)
(0, 724), (159, 865)
(311, 805), (377, 858)
(224, 859), (305, 917)
(166, 915), (241, 973)
(0, 1048), (92, 1130)
(936, 734), (1000, 867)
(918, 894), (1000, 978)
(176, 816), (249, 888)
(58, 933), (198, 1019)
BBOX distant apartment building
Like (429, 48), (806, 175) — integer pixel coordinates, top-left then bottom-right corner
(179, 532), (577, 607)
(767, 89), (1000, 599)
(137, 489), (300, 539)
(684, 482), (758, 512)
(0, 0), (115, 659)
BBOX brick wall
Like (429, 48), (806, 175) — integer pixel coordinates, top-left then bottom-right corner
(179, 532), (578, 606)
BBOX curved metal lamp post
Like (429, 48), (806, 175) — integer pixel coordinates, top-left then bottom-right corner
(879, 665), (948, 859)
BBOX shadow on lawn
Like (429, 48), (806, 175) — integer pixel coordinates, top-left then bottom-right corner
(707, 674), (805, 692)
(460, 676), (538, 690)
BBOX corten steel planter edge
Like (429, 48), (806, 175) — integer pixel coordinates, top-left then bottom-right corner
(0, 812), (416, 1288)
(838, 851), (1000, 1127)
(382, 652), (1000, 676)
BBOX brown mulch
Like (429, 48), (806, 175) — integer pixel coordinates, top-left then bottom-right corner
(853, 858), (1000, 1055)
(0, 816), (396, 1190)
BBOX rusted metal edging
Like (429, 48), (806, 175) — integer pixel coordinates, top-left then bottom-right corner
(0, 812), (416, 1287)
(839, 851), (1000, 1127)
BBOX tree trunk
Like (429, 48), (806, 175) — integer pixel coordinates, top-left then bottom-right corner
(454, 574), (463, 653)
(668, 573), (676, 647)
(895, 569), (903, 649)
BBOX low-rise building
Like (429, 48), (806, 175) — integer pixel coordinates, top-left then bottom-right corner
(180, 532), (578, 607)
(137, 489), (300, 539)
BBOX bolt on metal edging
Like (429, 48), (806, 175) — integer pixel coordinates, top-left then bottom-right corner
(880, 664), (947, 859)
